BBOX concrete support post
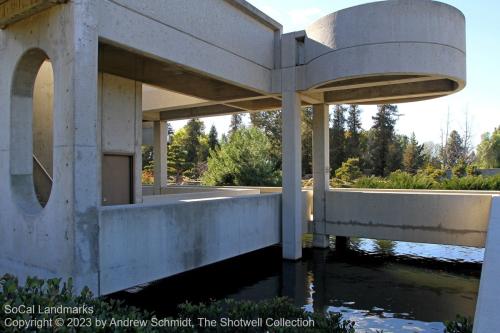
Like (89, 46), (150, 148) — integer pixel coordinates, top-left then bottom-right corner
(473, 196), (500, 333)
(312, 104), (330, 248)
(153, 120), (168, 194)
(281, 32), (303, 260)
(71, 0), (100, 293)
(281, 91), (302, 260)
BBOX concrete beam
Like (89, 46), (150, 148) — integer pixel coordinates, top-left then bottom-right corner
(153, 121), (167, 194)
(99, 43), (261, 102)
(312, 104), (329, 248)
(0, 0), (67, 29)
(159, 104), (243, 121)
(324, 79), (457, 105)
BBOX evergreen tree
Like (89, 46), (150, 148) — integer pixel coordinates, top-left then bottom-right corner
(167, 128), (190, 183)
(208, 124), (219, 151)
(345, 104), (362, 159)
(185, 118), (205, 165)
(444, 130), (465, 168)
(369, 104), (399, 176)
(201, 127), (281, 186)
(229, 113), (243, 135)
(403, 133), (425, 174)
(302, 107), (313, 176)
(330, 105), (347, 174)
(476, 126), (500, 168)
(249, 110), (282, 168)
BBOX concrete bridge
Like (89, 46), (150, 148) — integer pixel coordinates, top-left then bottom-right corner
(0, 0), (498, 331)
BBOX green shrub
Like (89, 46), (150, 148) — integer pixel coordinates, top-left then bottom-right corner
(444, 315), (473, 333)
(1, 275), (356, 333)
(335, 158), (363, 182)
(351, 172), (499, 191)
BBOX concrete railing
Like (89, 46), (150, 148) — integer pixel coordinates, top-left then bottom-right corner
(98, 193), (281, 295)
(322, 189), (497, 247)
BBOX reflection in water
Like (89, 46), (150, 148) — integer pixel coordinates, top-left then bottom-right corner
(110, 239), (482, 333)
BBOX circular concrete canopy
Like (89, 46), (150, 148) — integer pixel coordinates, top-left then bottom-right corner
(304, 0), (466, 105)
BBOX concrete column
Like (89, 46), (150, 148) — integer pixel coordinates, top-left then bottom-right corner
(281, 32), (303, 260)
(282, 91), (302, 260)
(312, 104), (330, 248)
(473, 196), (500, 333)
(153, 121), (168, 194)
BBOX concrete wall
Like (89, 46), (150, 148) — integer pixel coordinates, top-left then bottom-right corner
(0, 1), (100, 292)
(323, 189), (494, 247)
(98, 194), (281, 295)
(99, 72), (142, 203)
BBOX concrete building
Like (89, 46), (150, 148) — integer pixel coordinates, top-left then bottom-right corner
(0, 0), (497, 331)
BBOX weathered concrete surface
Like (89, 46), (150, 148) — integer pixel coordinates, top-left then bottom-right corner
(323, 189), (494, 247)
(312, 104), (329, 248)
(0, 0), (100, 292)
(99, 72), (142, 204)
(474, 196), (500, 333)
(99, 194), (281, 295)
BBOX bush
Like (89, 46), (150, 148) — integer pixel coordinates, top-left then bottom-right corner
(444, 315), (473, 333)
(1, 275), (357, 333)
(335, 158), (362, 182)
(351, 172), (499, 191)
(201, 128), (281, 186)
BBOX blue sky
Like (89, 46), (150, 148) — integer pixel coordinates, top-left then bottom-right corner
(172, 0), (500, 147)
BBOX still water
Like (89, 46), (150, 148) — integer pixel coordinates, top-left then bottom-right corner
(111, 238), (483, 333)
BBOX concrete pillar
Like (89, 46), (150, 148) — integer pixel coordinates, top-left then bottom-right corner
(473, 196), (500, 333)
(153, 120), (168, 194)
(312, 104), (330, 248)
(281, 32), (303, 260)
(281, 91), (302, 260)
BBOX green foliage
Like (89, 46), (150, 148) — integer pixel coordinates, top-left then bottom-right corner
(352, 171), (500, 191)
(345, 105), (362, 160)
(330, 105), (347, 173)
(302, 107), (313, 176)
(476, 126), (500, 168)
(1, 274), (154, 333)
(201, 128), (281, 186)
(444, 315), (473, 333)
(141, 145), (154, 171)
(250, 110), (282, 169)
(369, 104), (400, 176)
(444, 130), (466, 168)
(229, 113), (244, 136)
(403, 133), (425, 174)
(1, 275), (356, 333)
(452, 160), (467, 178)
(178, 297), (355, 333)
(208, 125), (219, 151)
(335, 158), (362, 182)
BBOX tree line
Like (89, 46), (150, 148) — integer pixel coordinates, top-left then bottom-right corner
(142, 105), (500, 186)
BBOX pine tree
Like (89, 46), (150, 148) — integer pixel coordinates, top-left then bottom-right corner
(403, 133), (425, 174)
(345, 104), (362, 159)
(369, 104), (399, 176)
(185, 118), (205, 166)
(208, 125), (219, 151)
(249, 110), (282, 168)
(330, 105), (347, 174)
(444, 130), (465, 167)
(302, 107), (313, 176)
(229, 113), (243, 135)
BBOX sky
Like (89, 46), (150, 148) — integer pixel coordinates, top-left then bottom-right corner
(171, 0), (500, 148)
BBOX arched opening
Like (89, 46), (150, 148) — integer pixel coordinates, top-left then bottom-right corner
(10, 49), (54, 212)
